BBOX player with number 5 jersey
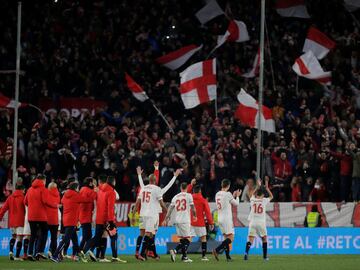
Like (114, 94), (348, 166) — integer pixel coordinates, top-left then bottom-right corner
(212, 179), (241, 262)
(244, 178), (273, 261)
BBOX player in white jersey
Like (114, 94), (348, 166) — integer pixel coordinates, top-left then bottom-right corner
(244, 178), (273, 261)
(134, 163), (181, 260)
(164, 182), (197, 263)
(212, 179), (241, 262)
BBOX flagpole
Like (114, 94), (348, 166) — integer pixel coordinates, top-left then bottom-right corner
(12, 1), (22, 188)
(256, 0), (265, 183)
(265, 18), (276, 91)
(151, 101), (175, 134)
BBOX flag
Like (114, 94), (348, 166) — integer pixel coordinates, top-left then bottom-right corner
(216, 20), (250, 49)
(125, 73), (149, 102)
(0, 95), (26, 108)
(241, 48), (260, 78)
(179, 59), (217, 109)
(275, 0), (310, 18)
(156, 44), (203, 70)
(292, 51), (332, 85)
(344, 0), (360, 11)
(195, 0), (224, 24)
(303, 27), (336, 59)
(235, 89), (275, 133)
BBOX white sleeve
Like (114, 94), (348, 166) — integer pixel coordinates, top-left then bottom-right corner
(189, 194), (194, 205)
(230, 193), (240, 206)
(161, 176), (176, 195)
(138, 174), (145, 189)
(156, 187), (163, 201)
(263, 197), (270, 205)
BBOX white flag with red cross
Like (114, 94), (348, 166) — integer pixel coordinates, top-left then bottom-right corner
(179, 59), (217, 109)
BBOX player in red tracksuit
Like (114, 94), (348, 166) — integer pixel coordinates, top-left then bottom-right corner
(79, 177), (97, 252)
(0, 181), (25, 260)
(81, 176), (126, 263)
(45, 182), (60, 257)
(187, 180), (214, 261)
(50, 182), (95, 263)
(24, 175), (58, 261)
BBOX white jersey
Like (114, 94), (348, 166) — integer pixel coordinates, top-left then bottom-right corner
(171, 192), (194, 224)
(138, 174), (177, 214)
(215, 190), (239, 222)
(248, 196), (270, 223)
(139, 184), (163, 217)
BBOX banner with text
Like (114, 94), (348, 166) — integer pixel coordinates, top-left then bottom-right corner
(0, 228), (358, 255)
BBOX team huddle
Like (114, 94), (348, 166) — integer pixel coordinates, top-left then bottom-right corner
(0, 161), (273, 263)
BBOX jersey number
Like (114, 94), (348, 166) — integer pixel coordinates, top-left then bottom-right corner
(216, 198), (222, 210)
(142, 191), (151, 203)
(175, 199), (187, 211)
(252, 203), (263, 214)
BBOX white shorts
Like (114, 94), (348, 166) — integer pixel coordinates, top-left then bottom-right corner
(248, 222), (267, 237)
(190, 226), (207, 237)
(219, 221), (234, 235)
(175, 223), (191, 238)
(143, 216), (159, 234)
(10, 227), (24, 235)
(23, 219), (31, 236)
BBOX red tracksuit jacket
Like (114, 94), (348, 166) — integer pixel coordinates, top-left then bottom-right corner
(24, 179), (57, 222)
(95, 183), (116, 225)
(79, 186), (97, 224)
(0, 190), (25, 228)
(187, 184), (214, 227)
(46, 188), (60, 226)
(61, 189), (94, 227)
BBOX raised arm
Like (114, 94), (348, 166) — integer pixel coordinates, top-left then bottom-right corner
(136, 166), (145, 189)
(265, 178), (274, 201)
(161, 168), (182, 195)
(250, 179), (262, 198)
(230, 190), (241, 206)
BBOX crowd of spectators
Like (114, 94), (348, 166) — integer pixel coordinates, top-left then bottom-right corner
(1, 0), (360, 203)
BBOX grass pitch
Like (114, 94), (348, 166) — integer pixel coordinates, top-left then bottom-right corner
(0, 255), (359, 270)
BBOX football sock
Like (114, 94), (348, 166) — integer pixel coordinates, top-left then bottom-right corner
(262, 242), (268, 258)
(110, 234), (117, 258)
(140, 236), (150, 257)
(201, 242), (207, 257)
(136, 235), (143, 252)
(182, 239), (190, 258)
(175, 241), (183, 253)
(224, 239), (232, 259)
(245, 241), (251, 254)
(149, 237), (158, 256)
(95, 247), (101, 258)
(15, 240), (22, 257)
(216, 238), (231, 253)
(100, 237), (107, 259)
(23, 239), (29, 255)
(9, 238), (15, 253)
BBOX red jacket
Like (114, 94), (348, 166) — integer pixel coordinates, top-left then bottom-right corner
(272, 152), (293, 179)
(187, 185), (213, 227)
(331, 152), (352, 176)
(46, 188), (60, 225)
(24, 179), (57, 222)
(95, 183), (116, 225)
(0, 190), (25, 227)
(79, 186), (97, 224)
(61, 189), (94, 227)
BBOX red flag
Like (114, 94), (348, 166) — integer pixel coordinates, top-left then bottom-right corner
(275, 0), (310, 18)
(234, 89), (275, 133)
(156, 44), (203, 70)
(179, 59), (217, 109)
(0, 95), (27, 108)
(125, 73), (149, 102)
(303, 27), (336, 59)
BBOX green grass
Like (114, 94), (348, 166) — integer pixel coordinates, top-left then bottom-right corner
(0, 255), (359, 270)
